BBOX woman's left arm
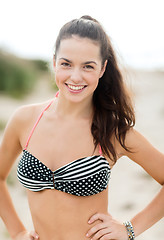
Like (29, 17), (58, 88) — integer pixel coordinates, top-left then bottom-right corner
(86, 128), (164, 239)
(121, 128), (164, 237)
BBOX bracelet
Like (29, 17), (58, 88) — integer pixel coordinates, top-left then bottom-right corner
(123, 221), (135, 240)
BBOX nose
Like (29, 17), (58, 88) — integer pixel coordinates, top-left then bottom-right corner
(70, 68), (83, 84)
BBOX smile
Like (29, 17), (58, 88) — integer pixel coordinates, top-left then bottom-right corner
(65, 83), (87, 92)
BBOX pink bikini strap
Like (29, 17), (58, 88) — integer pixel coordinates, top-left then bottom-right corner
(55, 91), (59, 97)
(99, 144), (102, 155)
(24, 99), (55, 150)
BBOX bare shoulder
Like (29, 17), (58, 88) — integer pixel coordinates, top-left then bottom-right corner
(11, 99), (52, 126)
(1, 99), (53, 153)
(123, 128), (147, 150)
(121, 128), (164, 185)
(123, 127), (159, 154)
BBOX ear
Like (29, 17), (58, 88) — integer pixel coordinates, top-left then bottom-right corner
(100, 60), (107, 78)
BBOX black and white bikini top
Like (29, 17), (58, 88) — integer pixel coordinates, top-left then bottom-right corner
(17, 93), (111, 197)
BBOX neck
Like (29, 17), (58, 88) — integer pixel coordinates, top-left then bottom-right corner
(54, 92), (94, 120)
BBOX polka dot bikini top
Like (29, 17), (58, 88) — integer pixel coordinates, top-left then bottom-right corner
(17, 93), (111, 196)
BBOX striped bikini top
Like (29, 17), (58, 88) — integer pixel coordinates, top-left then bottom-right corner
(17, 93), (111, 196)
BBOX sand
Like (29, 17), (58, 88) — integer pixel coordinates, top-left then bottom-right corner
(0, 69), (164, 239)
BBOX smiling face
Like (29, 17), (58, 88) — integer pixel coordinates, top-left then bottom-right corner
(54, 35), (107, 103)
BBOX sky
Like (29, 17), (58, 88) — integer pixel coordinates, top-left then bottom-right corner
(0, 0), (164, 69)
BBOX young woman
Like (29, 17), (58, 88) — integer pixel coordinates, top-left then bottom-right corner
(0, 15), (164, 240)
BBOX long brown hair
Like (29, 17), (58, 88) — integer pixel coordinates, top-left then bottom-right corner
(54, 15), (135, 162)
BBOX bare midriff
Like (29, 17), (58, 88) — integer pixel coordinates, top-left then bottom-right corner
(27, 187), (109, 240)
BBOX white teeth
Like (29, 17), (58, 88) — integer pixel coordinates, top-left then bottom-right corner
(67, 84), (85, 90)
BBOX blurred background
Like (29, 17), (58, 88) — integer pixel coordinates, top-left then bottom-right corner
(0, 0), (164, 239)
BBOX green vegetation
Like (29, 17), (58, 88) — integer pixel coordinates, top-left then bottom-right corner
(0, 120), (6, 131)
(0, 57), (35, 98)
(31, 59), (49, 71)
(0, 50), (49, 98)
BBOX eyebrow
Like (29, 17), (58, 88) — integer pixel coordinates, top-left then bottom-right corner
(59, 58), (97, 65)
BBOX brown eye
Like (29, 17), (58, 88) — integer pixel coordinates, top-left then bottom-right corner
(84, 65), (94, 69)
(61, 62), (71, 67)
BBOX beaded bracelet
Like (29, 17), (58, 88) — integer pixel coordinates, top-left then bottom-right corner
(123, 221), (135, 240)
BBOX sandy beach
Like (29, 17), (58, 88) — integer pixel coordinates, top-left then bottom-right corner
(0, 69), (164, 239)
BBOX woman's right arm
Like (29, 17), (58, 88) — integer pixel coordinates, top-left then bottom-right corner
(0, 107), (39, 239)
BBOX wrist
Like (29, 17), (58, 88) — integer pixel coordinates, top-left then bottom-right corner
(123, 221), (135, 240)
